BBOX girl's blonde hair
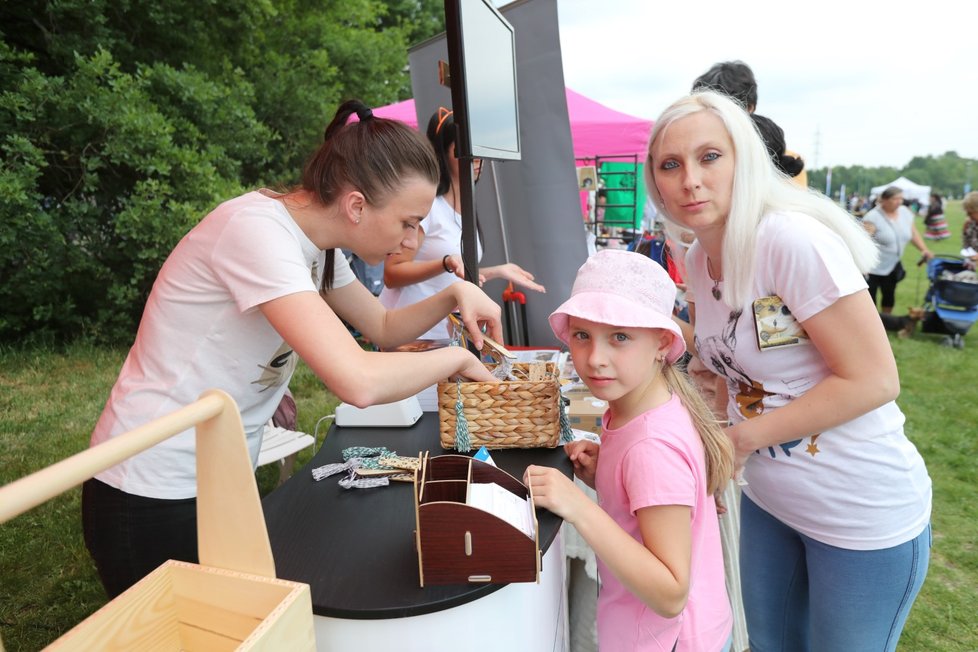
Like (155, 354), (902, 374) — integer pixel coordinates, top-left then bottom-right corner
(663, 363), (733, 496)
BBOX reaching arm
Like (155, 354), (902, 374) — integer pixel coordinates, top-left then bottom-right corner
(382, 235), (466, 288)
(909, 223), (933, 261)
(724, 290), (899, 467)
(260, 289), (498, 407)
(325, 275), (502, 351)
(479, 263), (546, 293)
(525, 465), (691, 618)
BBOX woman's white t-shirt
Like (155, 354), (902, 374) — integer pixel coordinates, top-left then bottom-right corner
(379, 195), (481, 340)
(92, 190), (355, 499)
(687, 211), (931, 550)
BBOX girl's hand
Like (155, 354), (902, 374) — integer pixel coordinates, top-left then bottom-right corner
(564, 440), (600, 489)
(524, 465), (588, 522)
(449, 282), (503, 350)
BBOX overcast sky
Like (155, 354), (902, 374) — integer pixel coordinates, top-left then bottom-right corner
(553, 0), (975, 169)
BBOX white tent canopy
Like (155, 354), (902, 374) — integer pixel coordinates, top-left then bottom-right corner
(871, 176), (931, 206)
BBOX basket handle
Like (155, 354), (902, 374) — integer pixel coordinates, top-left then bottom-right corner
(0, 389), (276, 578)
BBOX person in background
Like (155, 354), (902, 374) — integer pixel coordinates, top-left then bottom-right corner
(595, 187), (609, 223)
(862, 186), (934, 313)
(527, 249), (734, 651)
(692, 60), (808, 188)
(750, 114), (804, 180)
(923, 191), (951, 240)
(379, 107), (544, 340)
(646, 90), (931, 652)
(692, 60), (758, 112)
(962, 191), (978, 267)
(83, 100), (502, 599)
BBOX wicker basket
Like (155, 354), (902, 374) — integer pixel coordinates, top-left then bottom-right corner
(437, 362), (561, 450)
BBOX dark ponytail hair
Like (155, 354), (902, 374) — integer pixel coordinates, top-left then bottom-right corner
(303, 99), (439, 292)
(424, 107), (483, 248)
(751, 113), (804, 178)
(426, 108), (457, 197)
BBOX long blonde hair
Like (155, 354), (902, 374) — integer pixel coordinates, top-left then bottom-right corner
(663, 364), (733, 496)
(645, 91), (878, 310)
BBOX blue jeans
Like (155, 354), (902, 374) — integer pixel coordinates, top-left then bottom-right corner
(739, 493), (930, 652)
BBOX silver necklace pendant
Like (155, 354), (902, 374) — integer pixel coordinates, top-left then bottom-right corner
(706, 257), (722, 300)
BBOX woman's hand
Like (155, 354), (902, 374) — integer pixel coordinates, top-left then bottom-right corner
(714, 492), (727, 516)
(447, 347), (499, 383)
(449, 282), (503, 350)
(723, 421), (751, 473)
(687, 355), (727, 420)
(564, 439), (600, 489)
(482, 263), (546, 293)
(443, 254), (466, 279)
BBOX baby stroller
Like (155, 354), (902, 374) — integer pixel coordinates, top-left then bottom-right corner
(921, 255), (978, 349)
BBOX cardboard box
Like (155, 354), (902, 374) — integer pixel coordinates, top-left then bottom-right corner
(561, 383), (594, 401)
(568, 397), (607, 435)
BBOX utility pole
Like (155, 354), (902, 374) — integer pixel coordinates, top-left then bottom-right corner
(812, 126), (821, 171)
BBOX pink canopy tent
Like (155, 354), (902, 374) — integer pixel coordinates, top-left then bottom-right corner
(373, 87), (653, 159)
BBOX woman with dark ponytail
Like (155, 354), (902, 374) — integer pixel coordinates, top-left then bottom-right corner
(380, 107), (545, 340)
(83, 99), (502, 598)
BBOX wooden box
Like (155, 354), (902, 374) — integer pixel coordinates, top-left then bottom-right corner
(413, 453), (541, 586)
(50, 560), (313, 651)
(437, 362), (562, 450)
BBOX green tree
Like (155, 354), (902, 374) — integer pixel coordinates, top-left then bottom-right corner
(0, 1), (444, 343)
(808, 152), (978, 204)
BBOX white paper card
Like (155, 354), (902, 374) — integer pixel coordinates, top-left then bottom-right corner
(466, 482), (534, 539)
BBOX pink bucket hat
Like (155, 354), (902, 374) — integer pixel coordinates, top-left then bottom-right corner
(549, 249), (686, 364)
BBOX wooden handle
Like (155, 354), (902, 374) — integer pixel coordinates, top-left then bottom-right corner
(0, 393), (224, 524)
(0, 389), (276, 578)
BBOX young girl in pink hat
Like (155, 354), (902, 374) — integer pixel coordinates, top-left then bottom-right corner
(526, 249), (734, 651)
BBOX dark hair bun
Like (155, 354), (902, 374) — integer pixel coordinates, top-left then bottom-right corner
(777, 152), (805, 178)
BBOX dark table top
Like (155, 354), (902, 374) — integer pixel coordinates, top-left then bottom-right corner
(262, 412), (573, 619)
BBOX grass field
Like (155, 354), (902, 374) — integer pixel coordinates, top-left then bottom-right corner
(1, 204), (976, 650)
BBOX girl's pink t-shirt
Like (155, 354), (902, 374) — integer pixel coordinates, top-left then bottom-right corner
(594, 393), (732, 651)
